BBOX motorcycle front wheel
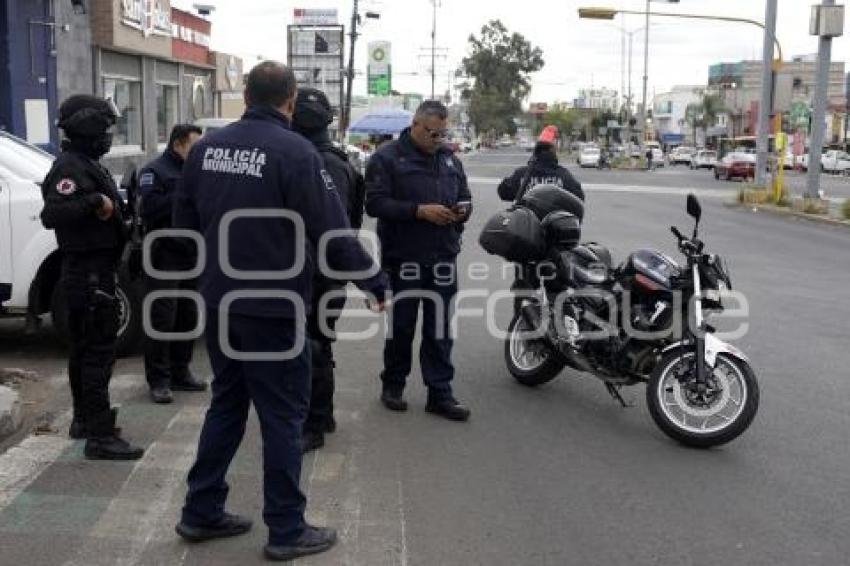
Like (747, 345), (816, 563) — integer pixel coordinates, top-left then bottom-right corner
(504, 314), (564, 387)
(647, 351), (759, 448)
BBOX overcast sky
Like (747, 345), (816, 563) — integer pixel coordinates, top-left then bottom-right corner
(174, 0), (849, 104)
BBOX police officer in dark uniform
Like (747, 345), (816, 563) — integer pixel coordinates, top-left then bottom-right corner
(40, 94), (144, 461)
(173, 61), (388, 562)
(292, 87), (365, 453)
(498, 126), (585, 203)
(365, 100), (472, 421)
(138, 124), (208, 404)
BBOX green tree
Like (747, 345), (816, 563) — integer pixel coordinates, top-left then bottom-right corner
(542, 108), (578, 140)
(461, 20), (544, 137)
(699, 93), (724, 142)
(685, 102), (703, 146)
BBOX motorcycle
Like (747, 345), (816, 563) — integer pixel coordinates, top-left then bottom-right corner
(504, 194), (759, 448)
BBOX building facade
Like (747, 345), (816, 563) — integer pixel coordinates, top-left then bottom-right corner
(574, 88), (619, 112)
(0, 0), (60, 151)
(1, 0), (243, 172)
(652, 85), (704, 147)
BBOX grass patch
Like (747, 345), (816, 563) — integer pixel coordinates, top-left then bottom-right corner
(843, 199), (850, 220)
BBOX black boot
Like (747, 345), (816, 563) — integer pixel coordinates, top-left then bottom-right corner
(150, 384), (174, 404)
(426, 396), (471, 422)
(171, 371), (207, 392)
(302, 429), (325, 453)
(264, 525), (338, 561)
(84, 410), (144, 461)
(380, 388), (408, 412)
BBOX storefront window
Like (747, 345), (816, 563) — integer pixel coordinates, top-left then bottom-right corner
(156, 84), (179, 144)
(103, 78), (142, 147)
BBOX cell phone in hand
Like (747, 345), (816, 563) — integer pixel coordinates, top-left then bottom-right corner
(454, 200), (471, 216)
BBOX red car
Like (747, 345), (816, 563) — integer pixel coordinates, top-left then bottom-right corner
(714, 152), (756, 181)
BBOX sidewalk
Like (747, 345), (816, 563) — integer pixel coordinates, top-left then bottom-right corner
(0, 350), (412, 565)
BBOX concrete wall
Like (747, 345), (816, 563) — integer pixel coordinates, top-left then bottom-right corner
(55, 0), (93, 106)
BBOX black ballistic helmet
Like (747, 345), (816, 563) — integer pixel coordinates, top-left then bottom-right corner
(519, 183), (585, 221)
(57, 94), (117, 137)
(541, 211), (581, 248)
(293, 87), (333, 133)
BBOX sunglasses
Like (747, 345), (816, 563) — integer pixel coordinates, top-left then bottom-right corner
(421, 124), (449, 141)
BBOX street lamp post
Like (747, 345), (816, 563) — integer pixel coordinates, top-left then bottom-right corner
(579, 4), (784, 170)
(341, 1), (380, 142)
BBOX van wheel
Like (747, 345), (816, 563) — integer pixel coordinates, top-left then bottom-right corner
(50, 271), (145, 358)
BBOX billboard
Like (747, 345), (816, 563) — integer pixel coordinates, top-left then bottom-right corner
(287, 24), (345, 119)
(368, 41), (392, 96)
(293, 8), (338, 26)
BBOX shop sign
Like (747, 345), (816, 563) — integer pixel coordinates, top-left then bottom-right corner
(122, 0), (172, 37)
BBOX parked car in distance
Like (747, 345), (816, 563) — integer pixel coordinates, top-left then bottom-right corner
(714, 152), (756, 181)
(578, 146), (602, 168)
(690, 150), (717, 170)
(670, 146), (696, 166)
(799, 149), (850, 174)
(194, 117), (236, 136)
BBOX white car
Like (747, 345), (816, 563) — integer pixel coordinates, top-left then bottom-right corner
(194, 117), (236, 136)
(690, 150), (717, 170)
(0, 131), (144, 354)
(579, 146), (601, 168)
(800, 149), (850, 174)
(670, 146), (696, 166)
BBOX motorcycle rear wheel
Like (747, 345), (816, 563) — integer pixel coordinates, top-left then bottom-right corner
(505, 314), (564, 387)
(647, 351), (759, 448)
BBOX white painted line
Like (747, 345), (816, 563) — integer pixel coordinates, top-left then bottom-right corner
(467, 177), (730, 199)
(396, 467), (409, 566)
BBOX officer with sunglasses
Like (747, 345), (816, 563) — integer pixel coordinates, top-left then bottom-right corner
(365, 100), (473, 421)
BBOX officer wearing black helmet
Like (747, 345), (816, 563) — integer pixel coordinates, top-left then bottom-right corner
(40, 94), (144, 460)
(292, 87), (365, 453)
(497, 126), (585, 203)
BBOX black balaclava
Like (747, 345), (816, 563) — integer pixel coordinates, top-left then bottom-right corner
(57, 95), (117, 159)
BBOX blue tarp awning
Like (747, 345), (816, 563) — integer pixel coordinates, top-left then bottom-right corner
(660, 133), (686, 144)
(349, 110), (413, 136)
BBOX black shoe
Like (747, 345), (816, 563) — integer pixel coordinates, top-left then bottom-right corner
(171, 373), (208, 392)
(426, 397), (471, 422)
(381, 389), (408, 412)
(175, 513), (253, 542)
(264, 526), (338, 561)
(150, 385), (174, 404)
(302, 429), (325, 453)
(84, 435), (145, 461)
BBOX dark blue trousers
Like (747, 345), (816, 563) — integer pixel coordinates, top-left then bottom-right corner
(182, 310), (310, 545)
(381, 261), (457, 400)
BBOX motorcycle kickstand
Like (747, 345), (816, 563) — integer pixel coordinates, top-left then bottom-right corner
(604, 383), (634, 408)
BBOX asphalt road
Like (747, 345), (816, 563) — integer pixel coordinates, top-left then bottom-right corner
(1, 148), (849, 565)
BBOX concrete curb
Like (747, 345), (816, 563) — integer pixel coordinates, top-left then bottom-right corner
(723, 201), (850, 230)
(0, 385), (22, 439)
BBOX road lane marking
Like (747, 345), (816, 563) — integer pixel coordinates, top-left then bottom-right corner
(467, 177), (731, 199)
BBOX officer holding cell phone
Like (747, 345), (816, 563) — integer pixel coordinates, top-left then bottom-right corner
(365, 100), (473, 421)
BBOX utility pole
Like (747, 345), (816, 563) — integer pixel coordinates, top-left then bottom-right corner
(806, 0), (842, 198)
(639, 0), (650, 151)
(431, 0), (438, 99)
(755, 0), (777, 186)
(341, 0), (359, 141)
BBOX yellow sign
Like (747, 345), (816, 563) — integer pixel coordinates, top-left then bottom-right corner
(776, 132), (788, 151)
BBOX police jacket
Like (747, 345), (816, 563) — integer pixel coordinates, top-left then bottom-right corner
(306, 130), (365, 230)
(497, 152), (585, 203)
(174, 105), (387, 319)
(139, 148), (183, 231)
(138, 148), (193, 266)
(365, 128), (472, 265)
(40, 150), (127, 255)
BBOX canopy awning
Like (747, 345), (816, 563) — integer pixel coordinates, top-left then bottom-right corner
(349, 109), (413, 136)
